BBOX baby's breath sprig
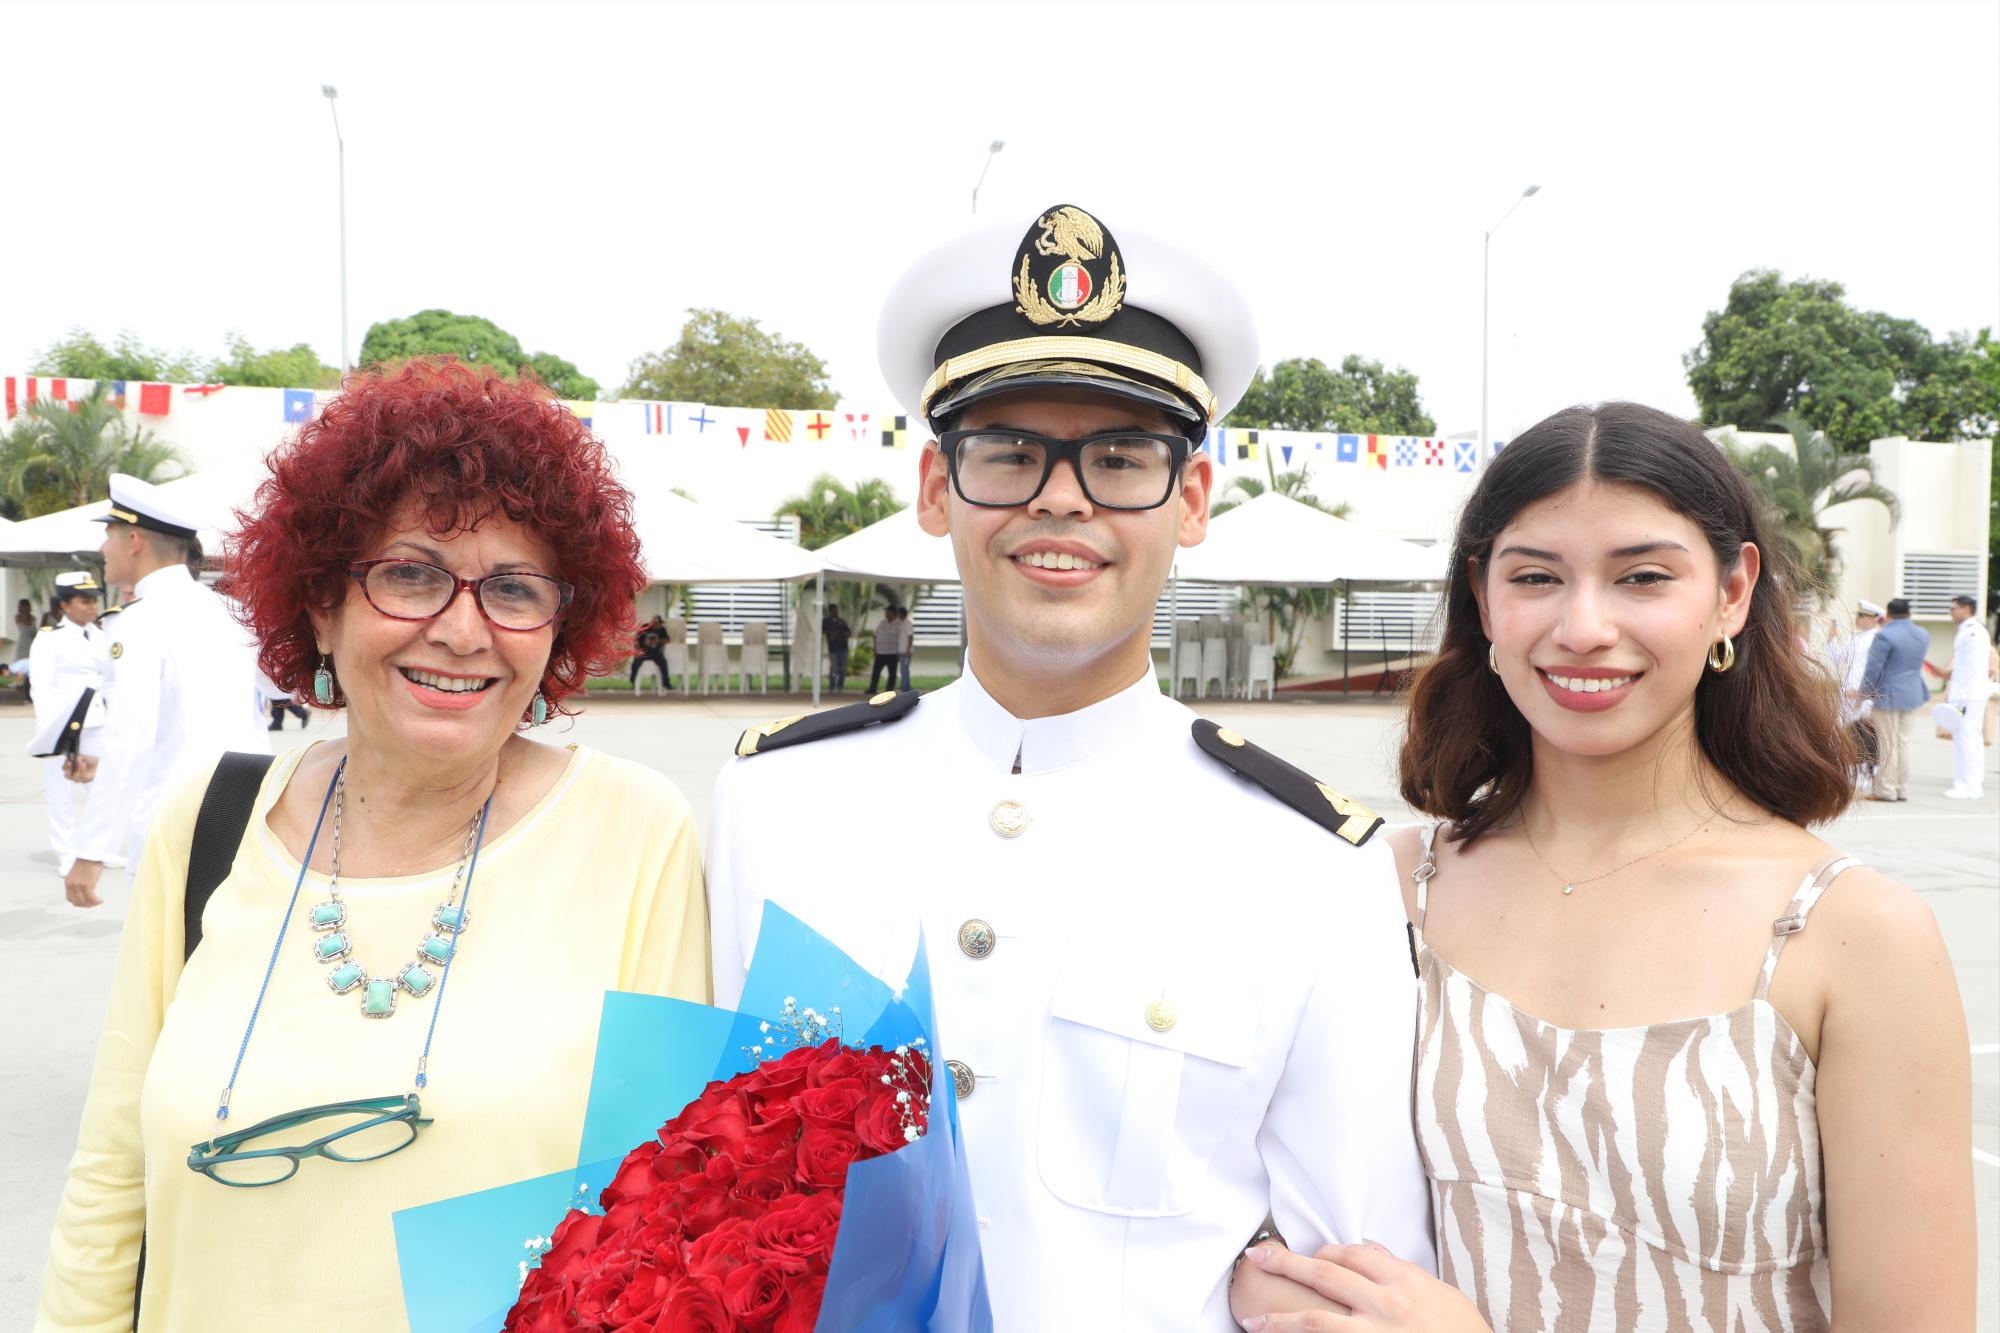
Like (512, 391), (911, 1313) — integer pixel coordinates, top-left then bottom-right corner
(743, 996), (845, 1062)
(878, 1037), (933, 1142)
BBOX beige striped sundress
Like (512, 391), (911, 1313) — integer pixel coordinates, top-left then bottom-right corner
(1410, 825), (1853, 1332)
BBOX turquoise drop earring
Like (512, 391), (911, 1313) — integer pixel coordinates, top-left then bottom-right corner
(530, 692), (548, 726)
(313, 657), (336, 706)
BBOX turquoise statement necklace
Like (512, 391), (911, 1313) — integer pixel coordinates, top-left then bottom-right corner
(212, 758), (493, 1124)
(309, 762), (482, 1018)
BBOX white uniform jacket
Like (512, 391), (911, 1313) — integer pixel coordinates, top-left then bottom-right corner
(28, 618), (108, 748)
(1948, 618), (1994, 705)
(708, 669), (1435, 1330)
(75, 565), (271, 865)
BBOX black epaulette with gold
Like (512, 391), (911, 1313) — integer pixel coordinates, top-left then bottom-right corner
(734, 690), (921, 758)
(1191, 718), (1384, 847)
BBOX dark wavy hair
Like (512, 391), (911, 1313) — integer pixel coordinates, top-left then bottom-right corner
(1398, 401), (1854, 844)
(229, 358), (645, 721)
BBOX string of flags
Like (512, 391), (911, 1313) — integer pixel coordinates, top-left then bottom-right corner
(3, 374), (1509, 471)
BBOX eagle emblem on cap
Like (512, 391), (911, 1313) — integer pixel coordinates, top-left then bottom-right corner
(1013, 204), (1126, 328)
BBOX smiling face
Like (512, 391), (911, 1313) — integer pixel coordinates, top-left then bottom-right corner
(1474, 479), (1757, 759)
(916, 386), (1211, 710)
(62, 595), (100, 626)
(313, 505), (560, 764)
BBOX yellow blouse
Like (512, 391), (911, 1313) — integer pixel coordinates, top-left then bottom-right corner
(37, 743), (710, 1332)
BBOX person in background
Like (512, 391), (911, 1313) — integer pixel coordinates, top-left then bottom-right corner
(1859, 597), (1929, 802)
(15, 594), (42, 663)
(28, 572), (108, 880)
(896, 604), (916, 690)
(1938, 594), (1992, 799)
(630, 613), (672, 690)
(1832, 598), (1883, 793)
(821, 605), (851, 692)
(868, 603), (902, 694)
(37, 358), (709, 1332)
(62, 475), (272, 908)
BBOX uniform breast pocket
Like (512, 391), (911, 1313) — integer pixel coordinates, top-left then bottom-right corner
(1036, 971), (1261, 1217)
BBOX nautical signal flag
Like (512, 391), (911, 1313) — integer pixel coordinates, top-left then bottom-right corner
(2, 377), (28, 418)
(804, 411), (833, 441)
(642, 403), (672, 434)
(1394, 438), (1417, 467)
(1236, 429), (1260, 462)
(845, 412), (872, 443)
(1453, 440), (1478, 473)
(1336, 434), (1360, 464)
(881, 416), (911, 449)
(107, 381), (128, 410)
(1423, 438), (1444, 467)
(283, 389), (315, 423)
(1366, 436), (1387, 470)
(1490, 439), (1508, 459)
(687, 406), (716, 434)
(765, 409), (793, 443)
(138, 383), (171, 415)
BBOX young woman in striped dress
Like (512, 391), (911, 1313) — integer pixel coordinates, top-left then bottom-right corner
(1233, 402), (1974, 1332)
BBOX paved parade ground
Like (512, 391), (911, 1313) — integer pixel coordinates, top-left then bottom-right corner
(2, 692), (1994, 1329)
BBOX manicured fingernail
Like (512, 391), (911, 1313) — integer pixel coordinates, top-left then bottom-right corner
(1243, 1319), (1267, 1332)
(1244, 1244), (1271, 1266)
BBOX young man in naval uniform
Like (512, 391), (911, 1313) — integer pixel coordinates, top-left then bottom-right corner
(62, 473), (271, 908)
(27, 572), (109, 880)
(707, 205), (1433, 1327)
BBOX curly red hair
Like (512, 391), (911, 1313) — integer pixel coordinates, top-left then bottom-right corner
(229, 358), (643, 721)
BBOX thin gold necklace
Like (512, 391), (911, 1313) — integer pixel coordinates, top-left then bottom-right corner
(1520, 807), (1720, 896)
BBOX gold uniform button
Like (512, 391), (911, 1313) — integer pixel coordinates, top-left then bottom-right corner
(989, 800), (1029, 838)
(870, 691), (898, 706)
(957, 919), (996, 959)
(1145, 1000), (1178, 1033)
(946, 1058), (976, 1100)
(1216, 727), (1247, 748)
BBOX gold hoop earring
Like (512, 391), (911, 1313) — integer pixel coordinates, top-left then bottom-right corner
(1487, 643), (1500, 674)
(1706, 635), (1737, 673)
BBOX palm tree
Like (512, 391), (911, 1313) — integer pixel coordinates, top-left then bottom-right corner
(0, 384), (188, 517)
(1207, 456), (1351, 676)
(1721, 413), (1901, 599)
(775, 474), (914, 663)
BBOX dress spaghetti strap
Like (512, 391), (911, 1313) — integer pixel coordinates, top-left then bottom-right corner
(1753, 853), (1862, 1002)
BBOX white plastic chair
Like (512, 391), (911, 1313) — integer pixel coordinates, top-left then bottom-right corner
(632, 659), (666, 696)
(1199, 637), (1227, 699)
(695, 622), (728, 694)
(738, 622), (772, 694)
(1175, 627), (1202, 697)
(1245, 643), (1277, 701)
(663, 616), (688, 692)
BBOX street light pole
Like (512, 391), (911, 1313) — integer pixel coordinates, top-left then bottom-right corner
(1480, 183), (1540, 456)
(971, 139), (1005, 215)
(322, 85), (349, 372)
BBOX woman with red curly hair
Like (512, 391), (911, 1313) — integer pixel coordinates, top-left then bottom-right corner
(39, 360), (711, 1331)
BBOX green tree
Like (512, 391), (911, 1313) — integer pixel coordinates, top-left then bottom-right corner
(0, 385), (187, 518)
(1226, 355), (1436, 434)
(1685, 271), (1999, 448)
(358, 309), (600, 397)
(1719, 412), (1901, 599)
(620, 309), (833, 407)
(1209, 457), (1354, 677)
(210, 333), (341, 389)
(32, 328), (205, 383)
(775, 474), (910, 658)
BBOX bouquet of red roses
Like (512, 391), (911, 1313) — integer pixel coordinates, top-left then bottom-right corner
(507, 1032), (931, 1332)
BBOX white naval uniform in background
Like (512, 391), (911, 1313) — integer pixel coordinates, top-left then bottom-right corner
(73, 564), (271, 870)
(708, 669), (1434, 1330)
(27, 617), (107, 874)
(1946, 617), (1993, 794)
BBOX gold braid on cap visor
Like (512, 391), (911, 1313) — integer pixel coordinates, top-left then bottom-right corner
(920, 336), (1219, 423)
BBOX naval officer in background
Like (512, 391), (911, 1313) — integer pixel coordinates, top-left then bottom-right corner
(707, 204), (1433, 1327)
(62, 474), (270, 908)
(28, 572), (108, 879)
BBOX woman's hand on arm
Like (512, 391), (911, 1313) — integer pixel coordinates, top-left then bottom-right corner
(1233, 1241), (1488, 1332)
(1813, 870), (1976, 1331)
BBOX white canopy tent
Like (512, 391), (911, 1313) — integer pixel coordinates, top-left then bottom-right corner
(0, 463), (267, 569)
(813, 507), (959, 585)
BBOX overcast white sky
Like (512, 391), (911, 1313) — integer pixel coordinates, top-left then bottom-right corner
(4, 0), (1995, 440)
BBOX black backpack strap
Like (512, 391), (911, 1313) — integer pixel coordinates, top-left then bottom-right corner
(183, 751), (277, 962)
(137, 750), (273, 1330)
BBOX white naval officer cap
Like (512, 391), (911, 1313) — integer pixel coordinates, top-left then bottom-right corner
(877, 202), (1259, 440)
(1856, 599), (1884, 617)
(55, 571), (102, 598)
(92, 472), (200, 541)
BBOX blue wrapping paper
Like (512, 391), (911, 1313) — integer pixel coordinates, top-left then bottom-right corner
(394, 904), (990, 1332)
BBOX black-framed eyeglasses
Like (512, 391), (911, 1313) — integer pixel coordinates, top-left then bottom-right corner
(187, 1093), (431, 1187)
(937, 429), (1194, 512)
(348, 559), (573, 632)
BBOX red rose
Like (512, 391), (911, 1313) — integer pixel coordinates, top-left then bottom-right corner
(793, 1126), (862, 1190)
(679, 1176), (756, 1233)
(573, 1257), (636, 1325)
(728, 1162), (794, 1206)
(604, 1257), (678, 1327)
(806, 1045), (873, 1087)
(854, 1089), (912, 1155)
(654, 1276), (731, 1333)
(602, 1139), (664, 1207)
(753, 1192), (843, 1267)
(676, 1094), (752, 1158)
(735, 1130), (796, 1168)
(722, 1258), (791, 1327)
(790, 1079), (868, 1131)
(652, 1138), (710, 1183)
(539, 1208), (605, 1284)
(683, 1215), (757, 1279)
(771, 1274), (826, 1333)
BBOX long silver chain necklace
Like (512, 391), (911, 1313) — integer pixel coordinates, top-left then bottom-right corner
(1521, 806), (1720, 896)
(306, 760), (482, 1017)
